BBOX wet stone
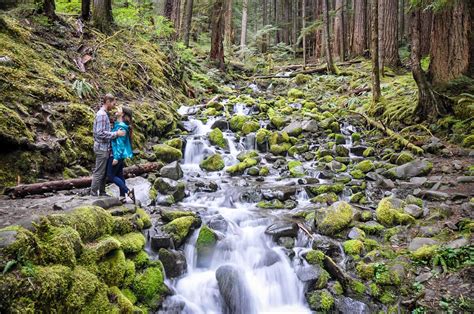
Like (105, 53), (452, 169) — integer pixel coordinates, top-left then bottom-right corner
(208, 215), (228, 232)
(419, 225), (441, 237)
(92, 197), (122, 209)
(261, 187), (297, 201)
(159, 248), (187, 278)
(415, 272), (432, 283)
(408, 237), (439, 251)
(404, 204), (423, 219)
(264, 222), (298, 239)
(160, 161), (184, 181)
(150, 230), (174, 251)
(420, 190), (449, 201)
(295, 264), (322, 284)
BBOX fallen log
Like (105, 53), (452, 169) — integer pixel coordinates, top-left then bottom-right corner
(350, 111), (424, 155)
(274, 60), (362, 71)
(6, 162), (163, 198)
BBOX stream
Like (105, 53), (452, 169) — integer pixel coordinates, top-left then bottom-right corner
(143, 94), (366, 313)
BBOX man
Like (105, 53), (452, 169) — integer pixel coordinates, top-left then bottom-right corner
(90, 93), (126, 196)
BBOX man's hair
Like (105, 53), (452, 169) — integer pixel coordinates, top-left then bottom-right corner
(102, 93), (115, 104)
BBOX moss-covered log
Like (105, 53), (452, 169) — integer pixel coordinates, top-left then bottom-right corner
(6, 162), (162, 197)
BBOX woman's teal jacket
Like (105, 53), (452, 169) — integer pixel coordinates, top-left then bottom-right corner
(111, 121), (133, 160)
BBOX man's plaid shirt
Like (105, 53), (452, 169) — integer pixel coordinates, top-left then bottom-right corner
(93, 107), (117, 152)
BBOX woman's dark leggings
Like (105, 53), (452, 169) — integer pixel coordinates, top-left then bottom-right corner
(107, 157), (129, 196)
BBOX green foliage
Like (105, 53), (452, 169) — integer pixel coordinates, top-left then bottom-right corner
(431, 245), (474, 272)
(71, 79), (94, 99)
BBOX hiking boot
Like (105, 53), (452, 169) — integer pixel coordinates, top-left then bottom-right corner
(128, 189), (136, 204)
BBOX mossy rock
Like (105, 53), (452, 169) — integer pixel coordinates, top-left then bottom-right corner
(237, 150), (259, 162)
(310, 192), (338, 205)
(306, 289), (334, 311)
(314, 201), (354, 236)
(395, 151), (414, 165)
(229, 115), (248, 132)
(164, 138), (183, 150)
(259, 166), (269, 176)
(462, 134), (474, 148)
(226, 158), (258, 175)
(132, 250), (150, 270)
(287, 88), (305, 99)
(32, 265), (73, 310)
(305, 249), (325, 265)
(256, 128), (272, 145)
(153, 144), (182, 163)
(363, 147), (375, 157)
(200, 154), (225, 172)
(65, 266), (102, 311)
(257, 199), (285, 209)
(97, 249), (127, 287)
(47, 206), (114, 242)
(0, 225), (40, 267)
(81, 282), (117, 313)
(342, 239), (364, 256)
(270, 143), (292, 156)
(196, 225), (217, 262)
(161, 209), (196, 222)
(270, 115), (287, 129)
(37, 224), (83, 267)
(294, 74), (311, 85)
(208, 128), (228, 149)
(133, 266), (168, 307)
(376, 197), (415, 226)
(84, 235), (121, 261)
(136, 208), (152, 229)
(241, 121), (260, 135)
(306, 183), (344, 196)
(114, 232), (146, 254)
(288, 160), (305, 177)
(354, 160), (375, 173)
(108, 286), (134, 312)
(0, 103), (34, 145)
(162, 216), (200, 247)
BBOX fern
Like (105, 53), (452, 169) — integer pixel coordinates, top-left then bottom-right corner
(72, 79), (93, 99)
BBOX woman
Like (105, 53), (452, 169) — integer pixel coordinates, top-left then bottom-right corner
(107, 106), (135, 203)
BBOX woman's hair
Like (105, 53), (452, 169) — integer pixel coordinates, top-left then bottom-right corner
(122, 106), (133, 145)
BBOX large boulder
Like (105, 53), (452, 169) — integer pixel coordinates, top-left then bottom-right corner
(283, 121), (303, 136)
(158, 248), (187, 278)
(153, 178), (186, 202)
(153, 144), (183, 163)
(162, 216), (201, 247)
(314, 201), (354, 236)
(384, 160), (433, 180)
(215, 265), (255, 314)
(375, 197), (415, 226)
(200, 154), (225, 172)
(264, 222), (298, 239)
(196, 225), (218, 267)
(159, 161), (183, 180)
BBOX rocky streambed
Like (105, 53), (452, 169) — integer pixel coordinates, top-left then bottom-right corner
(1, 83), (473, 313)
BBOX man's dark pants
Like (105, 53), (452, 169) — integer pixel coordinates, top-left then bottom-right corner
(90, 149), (109, 195)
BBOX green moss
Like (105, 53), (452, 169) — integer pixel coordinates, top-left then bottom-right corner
(356, 262), (375, 280)
(81, 283), (116, 313)
(133, 266), (167, 305)
(200, 154), (225, 171)
(305, 249), (325, 265)
(108, 286), (134, 312)
(380, 290), (396, 304)
(270, 115), (286, 129)
(33, 265), (72, 310)
(343, 239), (364, 256)
(307, 183), (344, 196)
(256, 128), (272, 145)
(133, 250), (150, 269)
(307, 289), (334, 311)
(287, 88), (305, 99)
(350, 169), (365, 179)
(196, 225), (217, 259)
(0, 103), (34, 146)
(355, 160), (375, 173)
(294, 74), (312, 85)
(376, 197), (415, 226)
(351, 280), (366, 295)
(405, 195), (423, 207)
(226, 158), (258, 175)
(288, 160), (304, 177)
(136, 208), (152, 229)
(314, 201), (353, 235)
(411, 245), (439, 260)
(122, 288), (137, 304)
(315, 269), (330, 289)
(47, 206), (114, 242)
(363, 147), (375, 157)
(97, 249), (127, 287)
(369, 283), (381, 297)
(153, 144), (183, 163)
(242, 121), (260, 134)
(229, 115), (248, 131)
(364, 238), (379, 250)
(259, 166), (269, 176)
(114, 232), (146, 254)
(161, 210), (196, 222)
(37, 224), (82, 267)
(358, 221), (384, 234)
(270, 143), (292, 155)
(237, 150), (259, 162)
(65, 266), (101, 310)
(209, 128), (227, 149)
(164, 138), (183, 150)
(0, 226), (39, 265)
(310, 192), (338, 204)
(462, 134), (474, 148)
(333, 281), (344, 295)
(257, 199), (285, 209)
(351, 132), (361, 142)
(10, 297), (35, 313)
(162, 216), (198, 246)
(395, 151), (414, 165)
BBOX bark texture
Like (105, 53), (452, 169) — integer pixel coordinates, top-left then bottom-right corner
(210, 0), (225, 70)
(93, 0), (113, 32)
(379, 0), (399, 67)
(322, 0), (336, 73)
(81, 0), (91, 20)
(352, 0), (367, 56)
(371, 0), (381, 102)
(334, 0), (345, 60)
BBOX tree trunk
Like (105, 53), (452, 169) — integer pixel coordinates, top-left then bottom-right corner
(420, 9), (432, 56)
(7, 162), (163, 198)
(171, 0), (181, 34)
(411, 8), (452, 121)
(262, 0), (268, 52)
(210, 0), (225, 70)
(43, 0), (57, 19)
(334, 0), (345, 60)
(81, 0), (91, 20)
(429, 0), (472, 86)
(240, 0), (248, 56)
(379, 0), (399, 67)
(93, 0), (113, 32)
(352, 0), (366, 56)
(371, 0), (381, 103)
(323, 0), (336, 73)
(224, 0), (233, 49)
(398, 0), (404, 44)
(314, 0), (323, 59)
(302, 0), (306, 67)
(181, 0), (193, 47)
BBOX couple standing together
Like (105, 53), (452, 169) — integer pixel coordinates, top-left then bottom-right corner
(90, 93), (135, 203)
